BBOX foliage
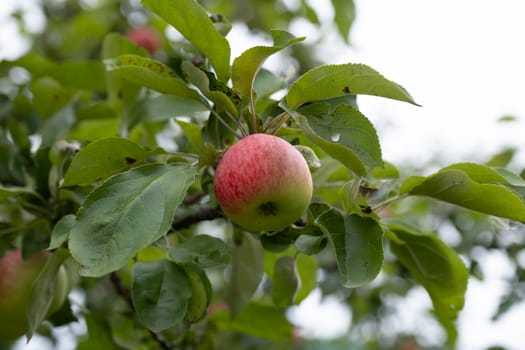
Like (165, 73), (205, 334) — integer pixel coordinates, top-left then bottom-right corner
(0, 0), (524, 349)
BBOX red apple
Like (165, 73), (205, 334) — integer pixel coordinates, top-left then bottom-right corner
(126, 27), (162, 53)
(0, 250), (70, 340)
(214, 133), (313, 232)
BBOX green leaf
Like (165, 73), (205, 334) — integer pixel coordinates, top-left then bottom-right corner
(253, 68), (286, 100)
(132, 260), (192, 332)
(141, 0), (231, 81)
(0, 185), (40, 202)
(102, 33), (145, 114)
(214, 303), (293, 341)
(49, 214), (76, 250)
(373, 161), (400, 179)
(106, 54), (202, 100)
(69, 163), (196, 277)
(331, 0), (356, 43)
(401, 168), (525, 222)
(297, 103), (382, 172)
(7, 53), (106, 91)
(27, 250), (68, 340)
(129, 95), (209, 129)
(232, 30), (304, 97)
(77, 313), (122, 350)
(62, 137), (150, 187)
(389, 223), (468, 330)
(31, 77), (72, 120)
(169, 234), (231, 268)
(294, 253), (317, 304)
(286, 63), (418, 108)
(316, 209), (383, 288)
(229, 231), (264, 316)
(181, 61), (238, 116)
(272, 256), (299, 307)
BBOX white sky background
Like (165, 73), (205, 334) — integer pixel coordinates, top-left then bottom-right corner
(2, 0), (525, 349)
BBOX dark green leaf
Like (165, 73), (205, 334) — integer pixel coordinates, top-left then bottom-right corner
(141, 0), (231, 81)
(27, 250), (68, 340)
(298, 103), (382, 172)
(294, 253), (317, 304)
(169, 234), (231, 268)
(316, 210), (383, 287)
(214, 303), (293, 341)
(286, 63), (418, 108)
(272, 256), (299, 307)
(132, 260), (192, 331)
(229, 231), (264, 316)
(49, 214), (76, 250)
(69, 163), (196, 277)
(62, 137), (150, 187)
(389, 223), (468, 323)
(77, 313), (122, 350)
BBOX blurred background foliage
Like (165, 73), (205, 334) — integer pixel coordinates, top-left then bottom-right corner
(0, 0), (524, 349)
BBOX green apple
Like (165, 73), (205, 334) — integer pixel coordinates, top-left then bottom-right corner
(214, 133), (313, 232)
(0, 250), (70, 340)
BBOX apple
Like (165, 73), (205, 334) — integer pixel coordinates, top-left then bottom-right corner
(0, 250), (70, 340)
(126, 27), (162, 53)
(214, 133), (313, 232)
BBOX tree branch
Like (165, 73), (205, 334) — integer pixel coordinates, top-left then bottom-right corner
(171, 206), (224, 231)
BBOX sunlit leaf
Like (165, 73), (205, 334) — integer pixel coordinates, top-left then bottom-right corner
(142, 0), (231, 81)
(286, 63), (418, 108)
(401, 168), (525, 222)
(232, 29), (304, 97)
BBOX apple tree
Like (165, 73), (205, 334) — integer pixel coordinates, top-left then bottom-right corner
(0, 0), (524, 349)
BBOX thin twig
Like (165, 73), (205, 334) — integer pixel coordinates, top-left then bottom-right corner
(209, 110), (245, 139)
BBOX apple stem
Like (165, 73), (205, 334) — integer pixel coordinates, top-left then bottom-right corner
(264, 112), (290, 135)
(210, 110), (247, 139)
(249, 89), (257, 133)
